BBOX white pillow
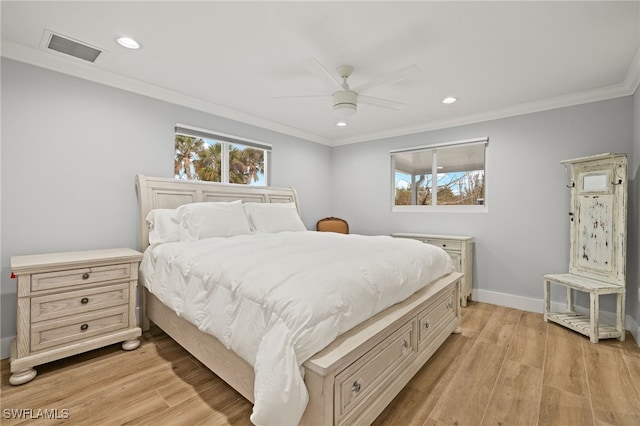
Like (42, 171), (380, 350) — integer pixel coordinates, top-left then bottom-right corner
(146, 209), (181, 245)
(178, 200), (251, 240)
(243, 202), (307, 233)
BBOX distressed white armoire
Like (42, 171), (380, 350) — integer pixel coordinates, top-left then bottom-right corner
(543, 153), (627, 343)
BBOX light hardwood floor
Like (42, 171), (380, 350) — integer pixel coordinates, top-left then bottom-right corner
(2, 302), (640, 425)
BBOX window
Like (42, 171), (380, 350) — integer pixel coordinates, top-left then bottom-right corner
(174, 125), (271, 185)
(391, 137), (487, 211)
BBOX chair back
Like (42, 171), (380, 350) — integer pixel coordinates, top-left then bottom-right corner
(316, 217), (349, 234)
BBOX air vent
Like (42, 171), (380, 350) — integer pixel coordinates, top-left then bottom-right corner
(43, 31), (103, 63)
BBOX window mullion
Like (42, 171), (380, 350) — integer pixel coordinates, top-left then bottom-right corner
(432, 150), (438, 206)
(411, 174), (417, 205)
(222, 142), (230, 183)
(264, 150), (271, 186)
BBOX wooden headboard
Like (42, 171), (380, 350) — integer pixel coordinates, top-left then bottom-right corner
(135, 175), (299, 251)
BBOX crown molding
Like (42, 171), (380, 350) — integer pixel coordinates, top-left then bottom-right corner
(0, 40), (330, 146)
(624, 46), (640, 95)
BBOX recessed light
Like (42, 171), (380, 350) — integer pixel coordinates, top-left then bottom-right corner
(442, 96), (457, 104)
(116, 36), (140, 49)
(336, 121), (348, 127)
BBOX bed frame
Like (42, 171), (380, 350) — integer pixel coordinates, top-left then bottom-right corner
(135, 174), (462, 425)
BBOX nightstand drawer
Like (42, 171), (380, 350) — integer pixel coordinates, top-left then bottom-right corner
(424, 239), (462, 251)
(31, 283), (130, 322)
(31, 264), (131, 292)
(31, 305), (129, 352)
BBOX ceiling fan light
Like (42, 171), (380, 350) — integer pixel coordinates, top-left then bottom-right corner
(333, 103), (357, 117)
(332, 90), (358, 117)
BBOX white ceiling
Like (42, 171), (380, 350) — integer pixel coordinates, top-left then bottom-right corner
(2, 1), (639, 146)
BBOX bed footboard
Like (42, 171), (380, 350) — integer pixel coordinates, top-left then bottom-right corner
(301, 272), (461, 425)
(143, 272), (461, 425)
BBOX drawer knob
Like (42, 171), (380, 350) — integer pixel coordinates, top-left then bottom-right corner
(447, 302), (452, 309)
(352, 380), (362, 394)
(81, 297), (89, 304)
(80, 323), (89, 331)
(82, 273), (90, 280)
(442, 244), (447, 247)
(424, 322), (430, 330)
(401, 339), (410, 354)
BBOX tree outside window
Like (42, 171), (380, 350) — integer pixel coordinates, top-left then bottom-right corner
(174, 129), (269, 185)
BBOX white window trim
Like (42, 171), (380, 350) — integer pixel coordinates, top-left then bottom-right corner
(175, 124), (272, 151)
(390, 137), (488, 213)
(389, 137), (488, 154)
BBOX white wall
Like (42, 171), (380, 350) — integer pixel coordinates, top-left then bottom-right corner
(0, 58), (332, 357)
(331, 98), (636, 319)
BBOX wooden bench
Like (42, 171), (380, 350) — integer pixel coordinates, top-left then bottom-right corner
(543, 273), (625, 343)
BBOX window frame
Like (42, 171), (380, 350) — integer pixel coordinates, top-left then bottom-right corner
(390, 137), (488, 213)
(175, 124), (272, 186)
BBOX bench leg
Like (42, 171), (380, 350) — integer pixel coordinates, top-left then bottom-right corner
(617, 292), (625, 341)
(567, 287), (574, 312)
(589, 292), (599, 343)
(543, 280), (551, 322)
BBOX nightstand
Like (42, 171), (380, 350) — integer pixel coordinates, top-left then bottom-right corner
(9, 248), (143, 385)
(392, 233), (474, 307)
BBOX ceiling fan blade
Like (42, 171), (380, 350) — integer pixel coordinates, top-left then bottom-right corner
(353, 64), (421, 93)
(359, 95), (407, 111)
(303, 57), (345, 91)
(270, 94), (331, 100)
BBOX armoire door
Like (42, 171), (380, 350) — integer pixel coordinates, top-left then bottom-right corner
(568, 156), (627, 285)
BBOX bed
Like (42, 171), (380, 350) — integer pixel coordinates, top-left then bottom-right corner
(135, 174), (462, 425)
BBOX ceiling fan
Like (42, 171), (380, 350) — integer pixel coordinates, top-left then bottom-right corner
(277, 58), (421, 121)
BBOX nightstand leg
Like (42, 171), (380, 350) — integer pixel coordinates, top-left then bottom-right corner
(121, 338), (140, 351)
(9, 368), (37, 385)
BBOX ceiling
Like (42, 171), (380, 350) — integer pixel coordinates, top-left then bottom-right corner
(2, 1), (639, 146)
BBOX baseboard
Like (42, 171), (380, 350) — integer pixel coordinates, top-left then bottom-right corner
(627, 314), (640, 345)
(1, 336), (12, 360)
(472, 288), (544, 313)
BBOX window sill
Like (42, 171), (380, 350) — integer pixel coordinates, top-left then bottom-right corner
(392, 205), (487, 213)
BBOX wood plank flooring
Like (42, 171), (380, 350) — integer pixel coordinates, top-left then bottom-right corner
(2, 302), (639, 425)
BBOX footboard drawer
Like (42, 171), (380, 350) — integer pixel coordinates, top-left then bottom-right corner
(418, 290), (457, 350)
(334, 320), (416, 424)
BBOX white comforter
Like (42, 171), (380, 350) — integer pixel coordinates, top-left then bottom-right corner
(139, 231), (453, 425)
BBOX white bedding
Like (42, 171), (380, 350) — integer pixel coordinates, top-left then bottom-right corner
(139, 231), (453, 425)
